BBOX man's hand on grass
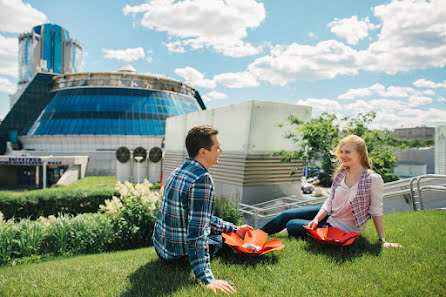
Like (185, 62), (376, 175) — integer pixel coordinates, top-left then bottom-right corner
(206, 279), (236, 294)
(235, 224), (253, 239)
(381, 241), (403, 248)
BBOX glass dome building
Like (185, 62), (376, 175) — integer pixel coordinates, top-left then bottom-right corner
(27, 69), (204, 136)
(8, 66), (206, 184)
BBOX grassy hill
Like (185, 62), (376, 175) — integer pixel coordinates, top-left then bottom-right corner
(0, 210), (444, 296)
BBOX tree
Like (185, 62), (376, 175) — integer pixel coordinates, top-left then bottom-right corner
(275, 112), (339, 187)
(276, 111), (400, 187)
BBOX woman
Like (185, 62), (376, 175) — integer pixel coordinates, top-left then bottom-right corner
(261, 135), (401, 248)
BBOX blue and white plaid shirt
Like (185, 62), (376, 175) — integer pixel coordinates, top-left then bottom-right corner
(153, 158), (235, 284)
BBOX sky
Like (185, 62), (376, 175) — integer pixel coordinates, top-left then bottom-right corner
(0, 0), (445, 130)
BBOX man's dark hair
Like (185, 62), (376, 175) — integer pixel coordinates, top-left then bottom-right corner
(185, 125), (219, 158)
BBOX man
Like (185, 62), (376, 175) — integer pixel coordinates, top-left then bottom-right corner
(153, 125), (251, 294)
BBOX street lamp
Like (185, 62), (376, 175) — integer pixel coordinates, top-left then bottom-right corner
(135, 156), (143, 183)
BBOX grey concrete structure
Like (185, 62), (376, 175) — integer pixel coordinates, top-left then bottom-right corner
(163, 100), (312, 204)
(435, 122), (446, 175)
(393, 147), (435, 178)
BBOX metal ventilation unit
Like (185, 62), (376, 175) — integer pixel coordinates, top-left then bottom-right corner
(116, 146), (130, 163)
(149, 147), (162, 163)
(116, 146), (131, 182)
(148, 146), (163, 182)
(133, 147), (147, 162)
(132, 146), (148, 183)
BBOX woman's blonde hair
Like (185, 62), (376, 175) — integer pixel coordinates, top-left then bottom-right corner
(333, 134), (372, 176)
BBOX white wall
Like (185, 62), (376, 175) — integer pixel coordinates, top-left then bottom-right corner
(165, 100), (312, 155)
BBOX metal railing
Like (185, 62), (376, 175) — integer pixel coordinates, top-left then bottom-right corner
(413, 174), (446, 210)
(383, 174), (446, 211)
(238, 195), (327, 228)
(238, 174), (446, 227)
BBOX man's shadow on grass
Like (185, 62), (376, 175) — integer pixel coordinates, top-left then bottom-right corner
(301, 236), (382, 263)
(121, 258), (195, 297)
(217, 246), (279, 267)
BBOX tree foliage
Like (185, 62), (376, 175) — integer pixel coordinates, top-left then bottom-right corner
(276, 111), (401, 187)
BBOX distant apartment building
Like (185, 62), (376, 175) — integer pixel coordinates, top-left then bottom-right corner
(393, 126), (434, 139)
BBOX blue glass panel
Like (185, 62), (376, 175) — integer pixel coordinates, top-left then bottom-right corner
(54, 27), (62, 73)
(43, 25), (52, 72)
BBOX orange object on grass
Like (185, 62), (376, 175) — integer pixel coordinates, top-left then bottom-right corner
(303, 225), (361, 246)
(222, 229), (284, 256)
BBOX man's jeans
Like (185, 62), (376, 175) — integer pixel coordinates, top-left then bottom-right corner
(260, 205), (328, 237)
(156, 234), (224, 263)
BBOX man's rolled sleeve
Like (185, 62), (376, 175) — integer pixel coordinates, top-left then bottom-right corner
(211, 215), (234, 233)
(186, 175), (215, 284)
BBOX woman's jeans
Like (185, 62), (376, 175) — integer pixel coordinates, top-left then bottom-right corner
(260, 205), (327, 237)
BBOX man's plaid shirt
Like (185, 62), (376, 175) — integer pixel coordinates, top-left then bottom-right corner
(153, 158), (235, 284)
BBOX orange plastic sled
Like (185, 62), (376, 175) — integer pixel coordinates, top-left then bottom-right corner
(222, 229), (284, 256)
(303, 225), (361, 246)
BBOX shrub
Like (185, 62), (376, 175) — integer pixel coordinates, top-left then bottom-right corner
(0, 179), (160, 266)
(214, 196), (242, 225)
(102, 180), (160, 250)
(0, 188), (118, 220)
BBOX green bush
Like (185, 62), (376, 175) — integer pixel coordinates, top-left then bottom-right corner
(113, 199), (157, 250)
(214, 196), (242, 225)
(0, 179), (161, 266)
(0, 188), (118, 220)
(382, 172), (400, 183)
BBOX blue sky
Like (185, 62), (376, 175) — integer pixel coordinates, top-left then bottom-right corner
(0, 0), (445, 130)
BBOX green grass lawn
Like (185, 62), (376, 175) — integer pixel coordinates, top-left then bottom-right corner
(58, 176), (118, 190)
(0, 210), (445, 297)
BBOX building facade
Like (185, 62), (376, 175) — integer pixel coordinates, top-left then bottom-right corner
(0, 67), (206, 188)
(392, 126), (435, 139)
(11, 24), (82, 107)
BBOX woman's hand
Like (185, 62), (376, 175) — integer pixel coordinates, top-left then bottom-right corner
(381, 240), (403, 248)
(308, 219), (319, 230)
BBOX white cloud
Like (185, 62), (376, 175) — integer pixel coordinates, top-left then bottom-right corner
(163, 41), (185, 53)
(213, 71), (259, 88)
(296, 98), (342, 113)
(0, 34), (18, 77)
(328, 16), (379, 45)
(204, 90), (227, 101)
(408, 95), (432, 107)
(307, 32), (316, 39)
(174, 66), (216, 89)
(0, 0), (47, 33)
(248, 40), (361, 85)
(422, 89), (435, 96)
(438, 97), (445, 102)
(381, 86), (414, 98)
(364, 0), (446, 74)
(338, 83), (417, 100)
(338, 83), (384, 100)
(102, 47), (145, 62)
(0, 76), (16, 94)
(247, 0), (446, 86)
(413, 78), (446, 89)
(369, 99), (406, 111)
(296, 96), (444, 129)
(123, 0), (265, 57)
(146, 49), (153, 63)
